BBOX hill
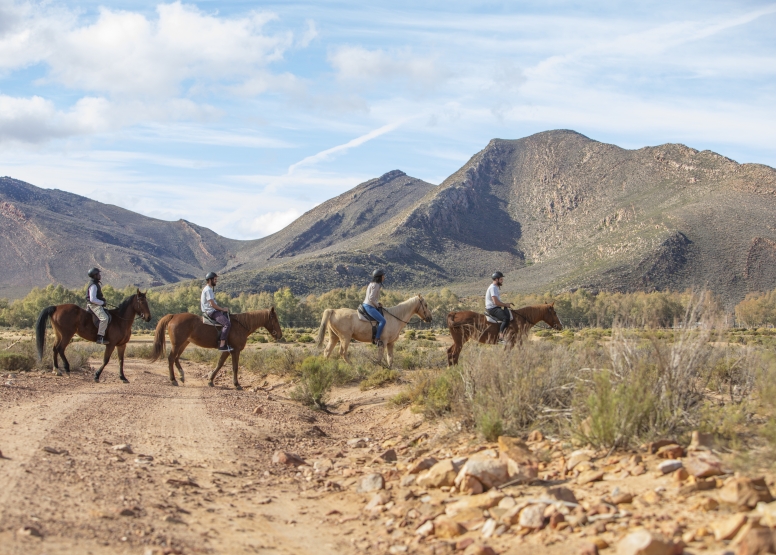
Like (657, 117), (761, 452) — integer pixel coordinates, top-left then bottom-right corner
(4, 131), (776, 306)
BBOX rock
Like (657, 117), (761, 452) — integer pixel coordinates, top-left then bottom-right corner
(118, 508), (136, 517)
(549, 512), (565, 529)
(546, 486), (578, 504)
(415, 520), (434, 537)
(577, 470), (605, 485)
(400, 474), (416, 487)
(688, 430), (715, 452)
(713, 514), (748, 541)
(481, 518), (497, 538)
(736, 527), (775, 555)
(456, 538), (476, 550)
(347, 437), (369, 448)
(672, 468), (689, 483)
(462, 544), (497, 555)
(656, 444), (684, 459)
(454, 458), (509, 490)
(112, 444), (133, 454)
(272, 451), (307, 467)
(756, 501), (776, 527)
(365, 491), (391, 511)
(42, 446), (67, 455)
(434, 515), (465, 538)
(612, 492), (634, 505)
(498, 436), (537, 464)
(498, 496), (516, 509)
(528, 430), (543, 442)
(567, 449), (595, 471)
(407, 457), (438, 474)
(592, 537), (610, 550)
(691, 497), (719, 511)
(657, 460), (683, 474)
(630, 463), (646, 476)
(646, 439), (677, 454)
(357, 473), (385, 493)
(720, 477), (773, 509)
(252, 406), (262, 415)
(17, 525), (42, 537)
(579, 543), (600, 555)
(446, 491), (504, 517)
(685, 453), (725, 478)
(418, 459), (458, 488)
(458, 474), (484, 495)
(616, 530), (675, 555)
(378, 449), (398, 463)
(518, 503), (547, 529)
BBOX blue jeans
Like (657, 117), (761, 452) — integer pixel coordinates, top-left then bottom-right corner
(363, 304), (386, 340)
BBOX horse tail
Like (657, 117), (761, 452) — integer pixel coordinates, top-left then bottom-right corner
(316, 309), (334, 348)
(150, 314), (174, 362)
(35, 306), (56, 360)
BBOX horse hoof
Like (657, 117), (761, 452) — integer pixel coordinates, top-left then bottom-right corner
(53, 371), (62, 376)
(234, 384), (243, 391)
(120, 377), (129, 384)
(170, 380), (179, 387)
(208, 381), (215, 388)
(93, 375), (100, 383)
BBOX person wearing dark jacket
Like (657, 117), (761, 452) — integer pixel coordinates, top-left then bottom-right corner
(86, 267), (109, 345)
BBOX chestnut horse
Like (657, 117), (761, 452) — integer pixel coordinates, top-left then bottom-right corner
(150, 308), (282, 389)
(315, 295), (433, 367)
(35, 290), (152, 382)
(446, 303), (563, 366)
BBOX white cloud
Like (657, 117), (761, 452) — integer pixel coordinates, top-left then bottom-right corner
(0, 94), (111, 143)
(236, 209), (302, 237)
(328, 46), (449, 89)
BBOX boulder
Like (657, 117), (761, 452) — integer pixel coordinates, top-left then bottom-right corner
(577, 470), (605, 485)
(616, 530), (675, 555)
(357, 473), (385, 493)
(736, 527), (776, 555)
(713, 513), (748, 541)
(546, 486), (578, 504)
(417, 459), (458, 488)
(567, 449), (595, 471)
(720, 477), (773, 509)
(454, 458), (509, 490)
(657, 460), (683, 474)
(446, 491), (505, 517)
(458, 474), (484, 495)
(415, 520), (434, 537)
(656, 444), (684, 459)
(407, 457), (438, 474)
(433, 515), (465, 539)
(684, 453), (725, 478)
(518, 503), (547, 529)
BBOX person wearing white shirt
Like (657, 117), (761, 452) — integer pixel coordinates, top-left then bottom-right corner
(201, 272), (232, 351)
(485, 271), (513, 340)
(86, 267), (109, 345)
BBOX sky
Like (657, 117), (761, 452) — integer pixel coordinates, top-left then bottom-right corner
(1, 0), (775, 239)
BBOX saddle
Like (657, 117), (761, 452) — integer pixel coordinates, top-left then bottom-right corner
(357, 304), (383, 343)
(88, 306), (111, 329)
(484, 310), (514, 324)
(202, 313), (223, 327)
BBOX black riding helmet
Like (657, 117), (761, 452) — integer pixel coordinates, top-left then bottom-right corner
(88, 267), (101, 278)
(491, 271), (504, 280)
(371, 269), (385, 282)
(205, 272), (218, 281)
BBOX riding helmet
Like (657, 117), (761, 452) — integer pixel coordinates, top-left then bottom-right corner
(491, 271), (504, 280)
(205, 271), (218, 281)
(88, 267), (101, 278)
(371, 269), (385, 280)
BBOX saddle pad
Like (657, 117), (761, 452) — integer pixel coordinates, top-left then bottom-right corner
(202, 315), (223, 327)
(484, 311), (514, 324)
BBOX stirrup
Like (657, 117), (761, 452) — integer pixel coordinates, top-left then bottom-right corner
(218, 344), (233, 352)
(96, 336), (107, 345)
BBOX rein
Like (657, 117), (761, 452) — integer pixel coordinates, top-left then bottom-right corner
(383, 308), (412, 325)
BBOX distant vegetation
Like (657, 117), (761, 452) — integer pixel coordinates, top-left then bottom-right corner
(3, 281), (776, 330)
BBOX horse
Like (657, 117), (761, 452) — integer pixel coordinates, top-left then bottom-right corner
(35, 290), (152, 382)
(315, 295), (433, 367)
(446, 303), (563, 366)
(150, 308), (283, 389)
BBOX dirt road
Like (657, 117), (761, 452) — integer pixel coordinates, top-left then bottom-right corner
(0, 359), (401, 555)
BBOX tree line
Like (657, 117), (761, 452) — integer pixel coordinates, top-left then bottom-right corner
(3, 280), (765, 330)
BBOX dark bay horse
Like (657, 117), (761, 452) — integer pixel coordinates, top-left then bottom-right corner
(35, 290), (152, 382)
(150, 308), (283, 389)
(446, 303), (563, 366)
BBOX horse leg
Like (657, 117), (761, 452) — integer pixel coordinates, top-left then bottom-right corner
(168, 340), (189, 386)
(117, 344), (129, 383)
(51, 329), (65, 375)
(208, 351), (230, 387)
(94, 344), (115, 383)
(386, 342), (395, 368)
(231, 350), (241, 390)
(340, 338), (352, 364)
(324, 333), (340, 359)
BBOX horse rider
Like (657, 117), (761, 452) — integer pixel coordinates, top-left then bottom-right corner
(363, 269), (387, 347)
(201, 272), (232, 351)
(485, 271), (514, 341)
(86, 267), (109, 345)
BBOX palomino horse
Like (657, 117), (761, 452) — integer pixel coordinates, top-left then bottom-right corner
(150, 308), (283, 389)
(316, 295), (433, 367)
(35, 290), (152, 382)
(446, 303), (563, 366)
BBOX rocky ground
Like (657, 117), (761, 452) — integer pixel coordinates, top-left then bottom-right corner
(1, 357), (775, 555)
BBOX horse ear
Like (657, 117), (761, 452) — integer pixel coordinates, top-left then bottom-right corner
(270, 306), (276, 313)
(551, 302), (555, 307)
(417, 293), (423, 299)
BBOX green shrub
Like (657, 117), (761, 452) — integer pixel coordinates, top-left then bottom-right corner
(405, 330), (416, 340)
(477, 409), (504, 442)
(297, 334), (314, 343)
(360, 368), (400, 390)
(290, 356), (337, 409)
(0, 351), (35, 371)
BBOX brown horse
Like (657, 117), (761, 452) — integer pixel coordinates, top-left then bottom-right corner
(35, 290), (152, 382)
(446, 303), (563, 366)
(150, 308), (283, 389)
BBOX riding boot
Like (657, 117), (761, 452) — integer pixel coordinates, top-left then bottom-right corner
(96, 335), (106, 345)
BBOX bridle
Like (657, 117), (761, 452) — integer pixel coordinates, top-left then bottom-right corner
(383, 299), (432, 325)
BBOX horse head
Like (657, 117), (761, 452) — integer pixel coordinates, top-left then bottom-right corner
(267, 306), (284, 340)
(135, 289), (152, 322)
(544, 302), (563, 330)
(415, 294), (433, 323)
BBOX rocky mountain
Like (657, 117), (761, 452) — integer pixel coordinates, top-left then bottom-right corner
(4, 130), (776, 306)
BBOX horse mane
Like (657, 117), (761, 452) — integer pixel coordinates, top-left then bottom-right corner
(513, 304), (550, 325)
(114, 294), (135, 314)
(233, 309), (272, 329)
